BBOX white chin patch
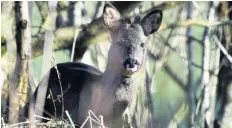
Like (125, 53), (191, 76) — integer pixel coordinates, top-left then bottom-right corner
(125, 64), (138, 72)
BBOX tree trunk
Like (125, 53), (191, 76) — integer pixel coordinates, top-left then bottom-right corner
(8, 1), (31, 123)
(185, 2), (195, 127)
(32, 1), (58, 122)
(40, 1), (57, 79)
(1, 1), (15, 117)
(200, 2), (220, 128)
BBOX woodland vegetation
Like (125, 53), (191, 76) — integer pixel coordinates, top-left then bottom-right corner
(1, 1), (232, 128)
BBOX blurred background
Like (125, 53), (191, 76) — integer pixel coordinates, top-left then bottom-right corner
(1, 1), (232, 128)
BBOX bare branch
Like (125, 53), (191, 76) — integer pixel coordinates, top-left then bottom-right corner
(211, 32), (232, 64)
(159, 19), (232, 31)
(163, 65), (187, 92)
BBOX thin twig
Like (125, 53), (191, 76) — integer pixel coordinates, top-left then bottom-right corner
(52, 53), (64, 123)
(65, 110), (75, 128)
(89, 117), (103, 126)
(79, 110), (105, 128)
(6, 120), (30, 127)
(89, 110), (105, 127)
(1, 117), (6, 128)
(211, 33), (232, 64)
(53, 67), (64, 117)
(99, 115), (105, 128)
(89, 110), (101, 122)
(6, 121), (72, 127)
(88, 111), (93, 128)
(70, 2), (84, 62)
(33, 114), (52, 121)
(49, 89), (57, 118)
(80, 116), (90, 128)
(70, 27), (81, 62)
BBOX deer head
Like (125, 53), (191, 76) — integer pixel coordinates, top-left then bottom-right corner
(103, 3), (162, 77)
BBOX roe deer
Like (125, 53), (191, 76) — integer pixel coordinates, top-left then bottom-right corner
(24, 3), (162, 128)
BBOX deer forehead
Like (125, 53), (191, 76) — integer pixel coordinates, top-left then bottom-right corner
(116, 24), (147, 44)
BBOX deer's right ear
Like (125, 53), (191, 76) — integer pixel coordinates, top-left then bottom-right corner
(103, 3), (121, 32)
(141, 10), (162, 36)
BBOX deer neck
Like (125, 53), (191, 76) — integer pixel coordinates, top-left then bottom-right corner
(100, 63), (136, 104)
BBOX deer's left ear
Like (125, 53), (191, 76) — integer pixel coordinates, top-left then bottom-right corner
(103, 3), (121, 32)
(141, 10), (162, 36)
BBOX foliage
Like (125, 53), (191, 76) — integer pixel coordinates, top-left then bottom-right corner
(1, 1), (232, 128)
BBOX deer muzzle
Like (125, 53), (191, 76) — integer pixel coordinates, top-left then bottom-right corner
(122, 58), (140, 76)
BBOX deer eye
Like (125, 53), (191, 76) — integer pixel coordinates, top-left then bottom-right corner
(140, 43), (145, 48)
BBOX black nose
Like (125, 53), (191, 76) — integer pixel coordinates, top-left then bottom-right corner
(123, 58), (140, 69)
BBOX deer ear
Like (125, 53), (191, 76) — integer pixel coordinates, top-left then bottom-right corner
(141, 10), (162, 36)
(103, 3), (121, 32)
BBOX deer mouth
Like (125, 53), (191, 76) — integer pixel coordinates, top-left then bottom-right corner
(122, 58), (140, 77)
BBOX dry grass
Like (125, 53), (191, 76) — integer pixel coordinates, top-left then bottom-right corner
(1, 110), (106, 128)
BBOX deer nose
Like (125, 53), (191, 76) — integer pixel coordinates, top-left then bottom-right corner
(123, 58), (140, 69)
